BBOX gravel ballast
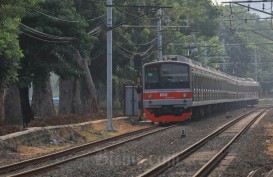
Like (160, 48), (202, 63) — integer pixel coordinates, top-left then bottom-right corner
(36, 108), (260, 177)
(209, 108), (273, 177)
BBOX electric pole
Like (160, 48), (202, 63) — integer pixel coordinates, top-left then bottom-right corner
(254, 46), (258, 81)
(221, 38), (225, 71)
(157, 8), (163, 61)
(106, 0), (115, 131)
(204, 36), (207, 66)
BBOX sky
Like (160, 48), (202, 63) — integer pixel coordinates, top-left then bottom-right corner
(211, 0), (225, 5)
(211, 0), (271, 17)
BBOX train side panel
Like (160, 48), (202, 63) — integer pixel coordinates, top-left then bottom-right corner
(142, 55), (259, 122)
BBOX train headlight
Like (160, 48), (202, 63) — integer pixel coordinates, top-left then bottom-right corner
(148, 94), (152, 99)
(182, 93), (187, 98)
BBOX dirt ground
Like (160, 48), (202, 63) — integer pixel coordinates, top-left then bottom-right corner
(0, 112), (112, 136)
(265, 123), (273, 156)
(0, 114), (150, 165)
(1, 108), (273, 166)
(16, 122), (147, 158)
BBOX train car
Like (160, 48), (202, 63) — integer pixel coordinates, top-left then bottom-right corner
(142, 55), (259, 122)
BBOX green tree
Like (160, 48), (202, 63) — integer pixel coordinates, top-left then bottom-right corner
(0, 0), (42, 124)
(157, 0), (221, 61)
(19, 0), (96, 120)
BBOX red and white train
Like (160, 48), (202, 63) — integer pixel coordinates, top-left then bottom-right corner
(142, 55), (259, 122)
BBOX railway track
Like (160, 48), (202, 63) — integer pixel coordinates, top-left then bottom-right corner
(0, 124), (178, 177)
(137, 108), (269, 177)
(248, 168), (273, 177)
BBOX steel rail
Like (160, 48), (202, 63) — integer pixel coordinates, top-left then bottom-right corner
(0, 125), (157, 174)
(193, 108), (268, 177)
(4, 124), (178, 177)
(137, 108), (262, 177)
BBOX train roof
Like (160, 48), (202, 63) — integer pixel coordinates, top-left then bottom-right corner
(145, 55), (259, 86)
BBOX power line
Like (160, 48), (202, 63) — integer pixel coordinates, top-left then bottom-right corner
(136, 37), (157, 46)
(88, 26), (103, 35)
(222, 17), (272, 21)
(226, 42), (273, 46)
(105, 5), (172, 8)
(250, 30), (273, 41)
(34, 10), (82, 23)
(34, 9), (105, 22)
(230, 2), (272, 16)
(110, 7), (163, 31)
(239, 28), (273, 31)
(20, 30), (71, 43)
(20, 23), (76, 41)
(222, 1), (272, 4)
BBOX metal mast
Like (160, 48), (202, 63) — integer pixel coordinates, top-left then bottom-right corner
(106, 0), (115, 131)
(157, 8), (163, 61)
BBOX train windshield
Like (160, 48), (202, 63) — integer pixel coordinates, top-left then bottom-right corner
(144, 63), (189, 89)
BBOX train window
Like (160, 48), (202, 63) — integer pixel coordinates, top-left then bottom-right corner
(144, 64), (160, 89)
(160, 63), (189, 89)
(144, 63), (190, 89)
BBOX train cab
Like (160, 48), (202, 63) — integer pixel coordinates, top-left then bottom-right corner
(142, 60), (193, 122)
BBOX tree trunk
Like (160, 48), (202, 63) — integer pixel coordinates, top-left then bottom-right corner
(0, 89), (4, 124)
(80, 80), (93, 114)
(3, 85), (23, 126)
(32, 75), (55, 117)
(73, 78), (83, 114)
(19, 87), (34, 125)
(59, 78), (83, 115)
(75, 49), (98, 113)
(59, 79), (73, 114)
(118, 82), (124, 114)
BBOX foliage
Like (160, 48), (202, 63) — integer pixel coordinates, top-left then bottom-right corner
(158, 0), (221, 61)
(220, 5), (273, 92)
(19, 0), (96, 88)
(3, 0), (271, 101)
(0, 0), (42, 89)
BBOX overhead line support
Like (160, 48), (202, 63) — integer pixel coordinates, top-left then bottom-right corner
(105, 5), (172, 8)
(106, 0), (115, 131)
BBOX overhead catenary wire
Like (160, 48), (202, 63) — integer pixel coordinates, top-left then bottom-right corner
(19, 23), (76, 41)
(20, 1), (169, 58)
(88, 26), (103, 35)
(112, 39), (156, 57)
(113, 42), (133, 58)
(226, 11), (273, 78)
(250, 29), (273, 42)
(34, 9), (105, 23)
(114, 6), (139, 18)
(141, 50), (156, 61)
(231, 12), (273, 53)
(90, 50), (103, 61)
(112, 37), (157, 59)
(107, 4), (162, 49)
(19, 30), (71, 43)
(109, 6), (163, 31)
(114, 27), (157, 46)
(22, 2), (169, 44)
(136, 37), (157, 46)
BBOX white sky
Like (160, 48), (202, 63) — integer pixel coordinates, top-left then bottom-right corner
(211, 0), (271, 17)
(211, 0), (225, 5)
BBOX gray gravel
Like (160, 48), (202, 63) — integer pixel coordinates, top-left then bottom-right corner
(209, 108), (273, 177)
(36, 108), (256, 177)
(159, 108), (266, 177)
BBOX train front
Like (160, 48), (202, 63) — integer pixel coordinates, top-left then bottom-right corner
(143, 61), (192, 122)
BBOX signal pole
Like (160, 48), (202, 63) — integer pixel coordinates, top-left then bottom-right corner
(106, 0), (115, 131)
